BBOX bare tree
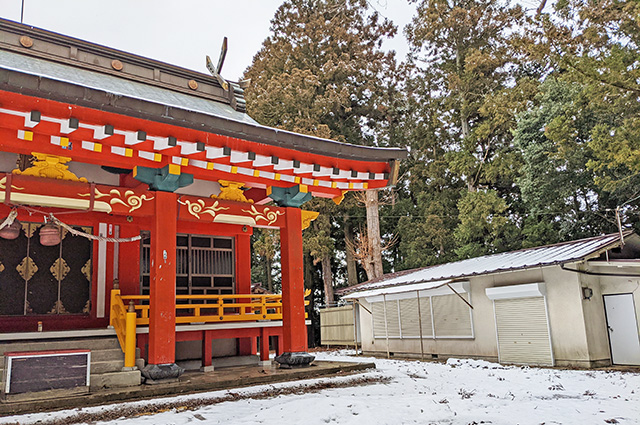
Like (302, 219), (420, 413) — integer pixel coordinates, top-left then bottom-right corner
(347, 190), (396, 281)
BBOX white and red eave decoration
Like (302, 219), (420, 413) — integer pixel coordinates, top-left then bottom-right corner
(0, 91), (393, 199)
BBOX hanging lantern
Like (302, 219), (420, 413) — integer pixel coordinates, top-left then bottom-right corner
(0, 219), (21, 240)
(40, 222), (61, 246)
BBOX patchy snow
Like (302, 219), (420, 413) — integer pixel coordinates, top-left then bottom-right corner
(3, 350), (639, 425)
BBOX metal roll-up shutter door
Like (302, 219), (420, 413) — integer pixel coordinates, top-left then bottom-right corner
(419, 297), (434, 337)
(494, 297), (553, 366)
(372, 302), (386, 338)
(432, 294), (473, 337)
(399, 298), (420, 337)
(385, 300), (401, 337)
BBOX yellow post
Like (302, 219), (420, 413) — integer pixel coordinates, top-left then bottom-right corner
(110, 287), (121, 328)
(124, 301), (137, 368)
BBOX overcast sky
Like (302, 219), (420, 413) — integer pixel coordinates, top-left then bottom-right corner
(0, 0), (419, 81)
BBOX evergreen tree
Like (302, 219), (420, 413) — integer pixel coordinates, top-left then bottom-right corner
(243, 0), (400, 299)
(394, 0), (534, 260)
(514, 78), (617, 246)
(531, 0), (640, 229)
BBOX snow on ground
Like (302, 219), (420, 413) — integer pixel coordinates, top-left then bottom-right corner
(3, 350), (639, 425)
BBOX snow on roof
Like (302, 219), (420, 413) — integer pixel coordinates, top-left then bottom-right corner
(341, 279), (454, 299)
(0, 50), (258, 125)
(341, 232), (631, 297)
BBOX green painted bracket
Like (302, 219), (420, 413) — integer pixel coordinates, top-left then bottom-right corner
(268, 185), (312, 207)
(134, 165), (193, 192)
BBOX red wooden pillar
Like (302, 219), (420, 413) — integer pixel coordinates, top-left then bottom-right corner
(143, 191), (182, 379)
(202, 330), (213, 371)
(236, 233), (255, 356)
(259, 327), (270, 363)
(276, 207), (313, 367)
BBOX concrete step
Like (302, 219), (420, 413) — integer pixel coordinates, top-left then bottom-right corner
(91, 359), (125, 374)
(0, 336), (145, 392)
(90, 347), (124, 362)
(90, 347), (141, 362)
(213, 355), (259, 369)
(0, 337), (121, 354)
(90, 369), (141, 390)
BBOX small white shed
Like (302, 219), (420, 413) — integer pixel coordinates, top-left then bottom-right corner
(340, 232), (640, 368)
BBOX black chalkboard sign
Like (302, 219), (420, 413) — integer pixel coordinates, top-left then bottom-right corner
(4, 350), (90, 394)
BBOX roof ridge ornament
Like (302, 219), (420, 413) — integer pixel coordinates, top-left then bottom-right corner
(206, 37), (229, 91)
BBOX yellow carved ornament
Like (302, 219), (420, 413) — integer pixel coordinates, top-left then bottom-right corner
(301, 210), (319, 230)
(332, 191), (347, 205)
(242, 205), (284, 226)
(13, 153), (87, 182)
(211, 180), (253, 204)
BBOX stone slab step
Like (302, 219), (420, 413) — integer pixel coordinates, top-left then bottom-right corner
(89, 348), (124, 362)
(90, 369), (141, 390)
(0, 337), (121, 354)
(91, 359), (126, 374)
(90, 347), (141, 362)
(213, 355), (259, 369)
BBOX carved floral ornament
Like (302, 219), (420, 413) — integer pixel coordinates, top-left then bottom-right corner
(178, 198), (229, 220)
(242, 205), (284, 226)
(0, 176), (24, 192)
(78, 188), (154, 213)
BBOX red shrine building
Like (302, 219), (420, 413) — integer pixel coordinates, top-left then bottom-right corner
(0, 19), (405, 396)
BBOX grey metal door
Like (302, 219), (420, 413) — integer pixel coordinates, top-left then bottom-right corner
(604, 294), (640, 365)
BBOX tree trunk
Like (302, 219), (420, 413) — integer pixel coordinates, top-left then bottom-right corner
(365, 190), (383, 280)
(321, 255), (334, 305)
(266, 257), (273, 293)
(304, 252), (317, 348)
(344, 214), (359, 286)
(456, 44), (475, 193)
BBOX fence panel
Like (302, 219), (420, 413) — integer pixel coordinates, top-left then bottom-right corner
(320, 305), (355, 346)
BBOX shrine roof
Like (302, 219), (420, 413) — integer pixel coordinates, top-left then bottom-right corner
(0, 19), (407, 165)
(0, 49), (257, 126)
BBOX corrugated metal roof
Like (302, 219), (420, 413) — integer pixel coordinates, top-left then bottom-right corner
(342, 279), (454, 299)
(342, 232), (631, 296)
(0, 50), (258, 125)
